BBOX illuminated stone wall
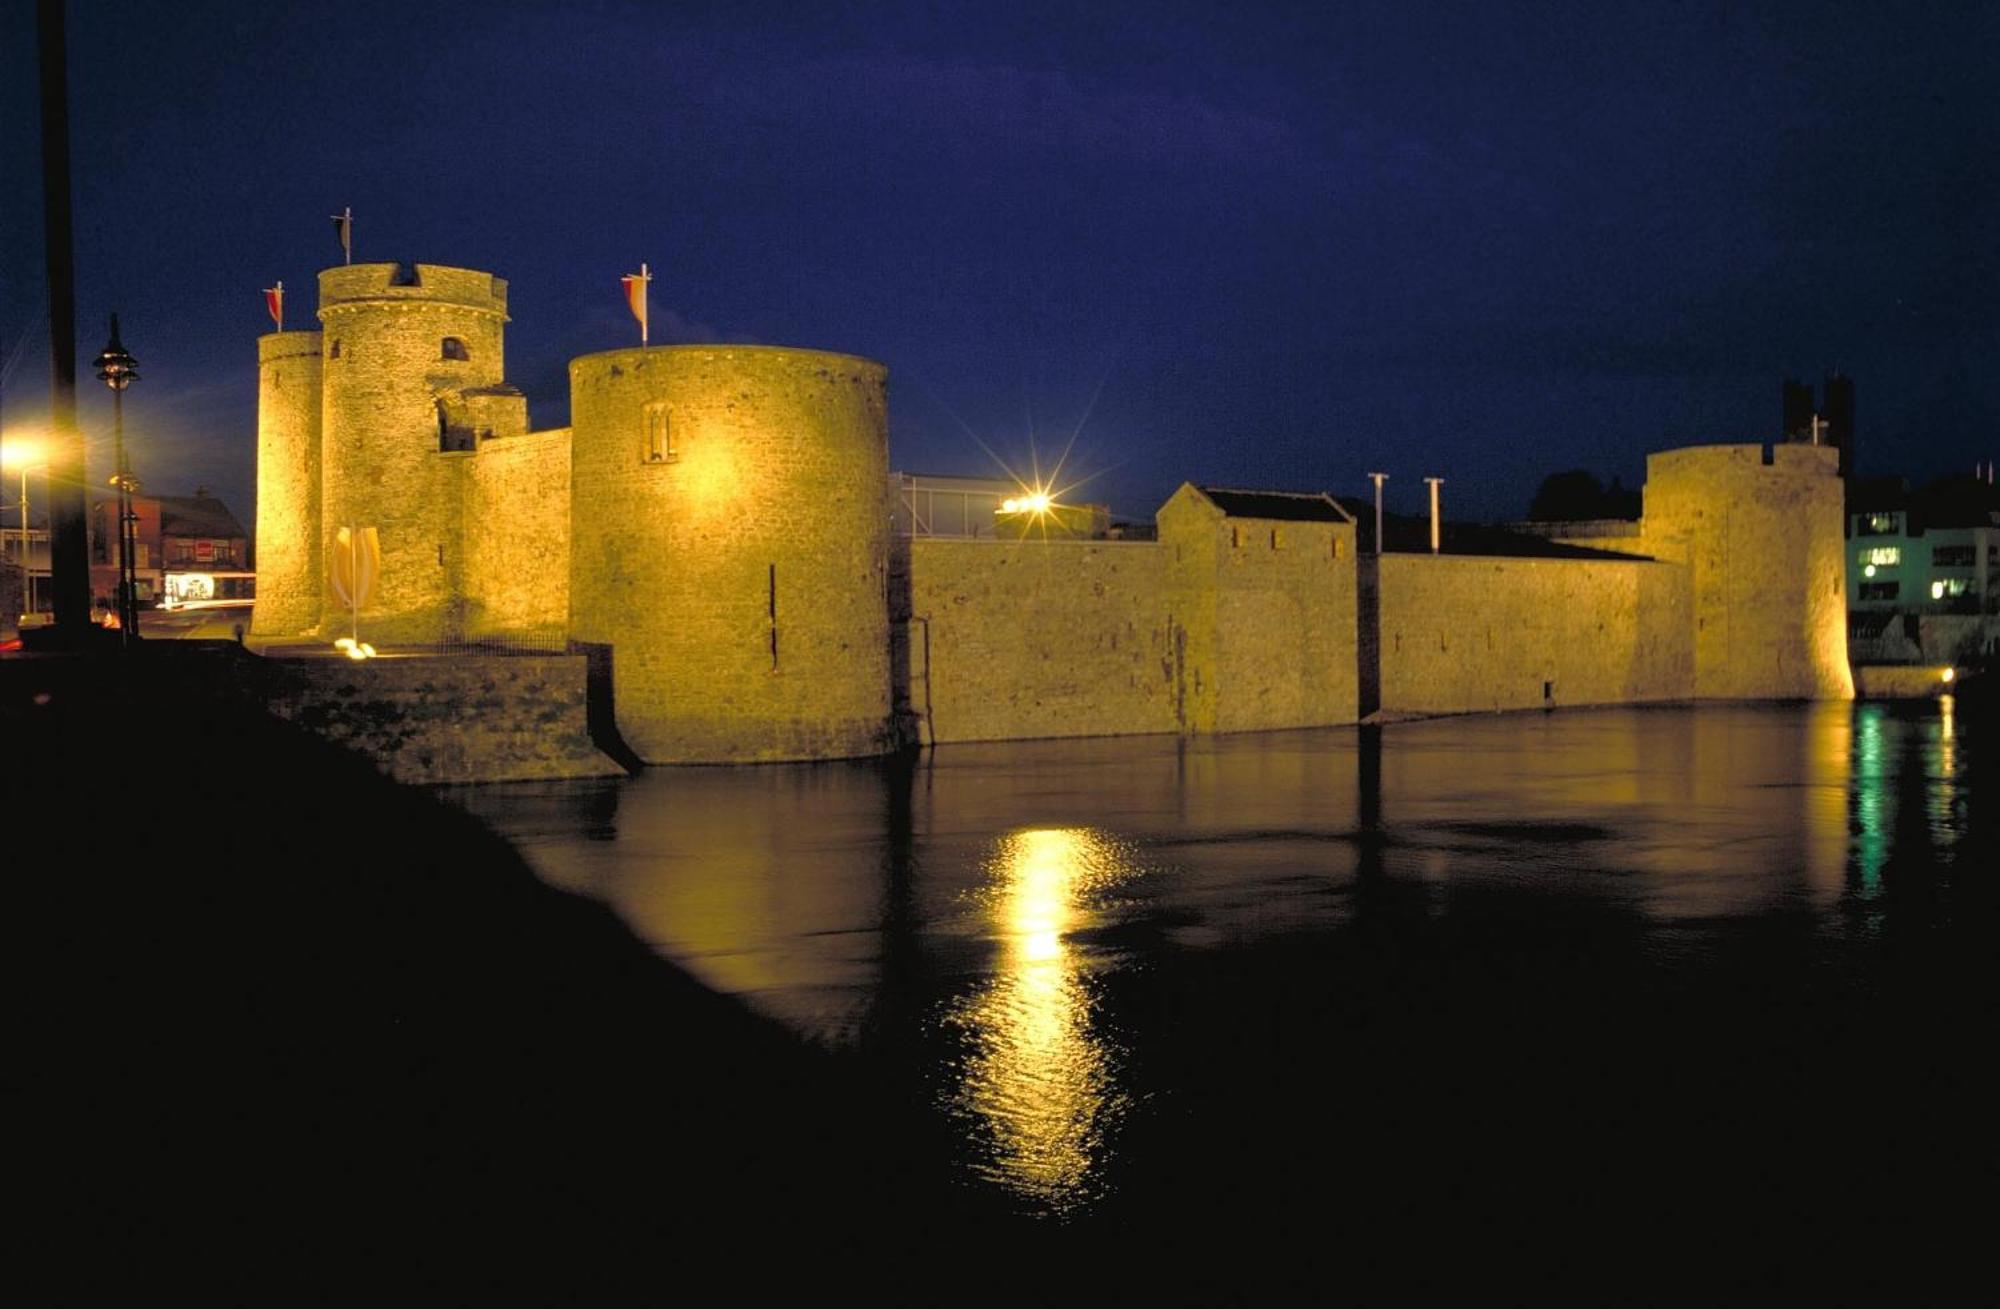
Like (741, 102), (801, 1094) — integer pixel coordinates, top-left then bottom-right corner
(905, 538), (1177, 744)
(462, 428), (571, 642)
(1377, 553), (1694, 714)
(568, 346), (894, 762)
(1157, 487), (1360, 732)
(1629, 444), (1853, 700)
(260, 653), (619, 783)
(250, 330), (323, 639)
(317, 263), (511, 644)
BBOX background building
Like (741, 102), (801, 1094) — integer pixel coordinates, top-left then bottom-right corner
(1847, 473), (1999, 664)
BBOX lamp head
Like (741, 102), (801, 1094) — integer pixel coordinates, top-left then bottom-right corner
(93, 314), (139, 391)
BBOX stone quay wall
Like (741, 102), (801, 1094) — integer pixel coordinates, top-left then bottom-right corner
(259, 653), (619, 784)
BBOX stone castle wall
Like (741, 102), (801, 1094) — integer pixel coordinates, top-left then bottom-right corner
(567, 346), (894, 762)
(251, 330), (324, 639)
(1157, 488), (1360, 733)
(904, 538), (1177, 744)
(1377, 554), (1693, 714)
(462, 428), (571, 642)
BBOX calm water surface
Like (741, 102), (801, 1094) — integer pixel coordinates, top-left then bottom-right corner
(448, 699), (1991, 1226)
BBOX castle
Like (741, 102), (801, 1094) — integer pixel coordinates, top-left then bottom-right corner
(252, 262), (1852, 775)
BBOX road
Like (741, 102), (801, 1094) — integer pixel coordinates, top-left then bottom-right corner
(137, 603), (255, 642)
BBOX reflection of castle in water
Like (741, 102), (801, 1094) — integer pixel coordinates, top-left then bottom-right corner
(443, 698), (1980, 1211)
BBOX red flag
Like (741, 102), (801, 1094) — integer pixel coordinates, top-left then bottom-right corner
(264, 281), (284, 330)
(331, 207), (353, 264)
(621, 263), (651, 344)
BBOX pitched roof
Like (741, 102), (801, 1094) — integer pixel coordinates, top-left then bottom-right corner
(1196, 487), (1355, 523)
(1328, 496), (1653, 560)
(155, 494), (246, 539)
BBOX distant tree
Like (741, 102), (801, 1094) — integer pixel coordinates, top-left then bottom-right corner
(1527, 469), (1607, 521)
(1601, 475), (1641, 520)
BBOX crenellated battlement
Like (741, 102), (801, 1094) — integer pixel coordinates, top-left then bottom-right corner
(317, 262), (509, 319)
(258, 329), (323, 363)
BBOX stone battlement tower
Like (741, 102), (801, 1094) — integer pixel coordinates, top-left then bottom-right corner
(316, 262), (523, 644)
(568, 346), (893, 762)
(1635, 443), (1853, 700)
(251, 329), (325, 638)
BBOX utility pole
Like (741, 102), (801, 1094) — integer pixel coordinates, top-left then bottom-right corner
(38, 0), (89, 632)
(1367, 472), (1388, 555)
(1425, 477), (1444, 554)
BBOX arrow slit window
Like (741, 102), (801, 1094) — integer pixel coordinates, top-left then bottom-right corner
(643, 402), (677, 464)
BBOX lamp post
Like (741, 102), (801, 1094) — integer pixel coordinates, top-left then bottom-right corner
(93, 315), (140, 644)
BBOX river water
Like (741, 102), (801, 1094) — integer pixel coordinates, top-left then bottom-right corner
(447, 699), (1991, 1236)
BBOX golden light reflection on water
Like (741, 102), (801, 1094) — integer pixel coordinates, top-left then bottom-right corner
(947, 827), (1135, 1209)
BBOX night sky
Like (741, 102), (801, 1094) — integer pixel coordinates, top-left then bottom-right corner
(1, 0), (1992, 527)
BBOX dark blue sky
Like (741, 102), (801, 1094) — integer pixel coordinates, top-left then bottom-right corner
(2, 0), (1993, 525)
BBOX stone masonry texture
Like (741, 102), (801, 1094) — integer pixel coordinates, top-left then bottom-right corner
(249, 260), (1852, 780)
(567, 345), (894, 762)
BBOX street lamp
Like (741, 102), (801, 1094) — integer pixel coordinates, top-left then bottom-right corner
(2, 437), (45, 616)
(93, 316), (140, 643)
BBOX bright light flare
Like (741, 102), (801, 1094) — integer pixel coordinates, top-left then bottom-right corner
(1941, 667), (1955, 683)
(1, 436), (46, 470)
(999, 487), (1056, 517)
(333, 637), (378, 660)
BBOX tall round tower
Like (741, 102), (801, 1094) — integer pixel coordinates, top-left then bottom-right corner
(568, 346), (893, 762)
(317, 263), (510, 644)
(250, 329), (323, 640)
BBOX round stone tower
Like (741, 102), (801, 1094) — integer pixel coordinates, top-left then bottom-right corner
(317, 263), (510, 644)
(567, 346), (893, 762)
(250, 329), (323, 640)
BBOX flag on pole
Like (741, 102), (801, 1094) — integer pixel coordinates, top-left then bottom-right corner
(264, 281), (284, 330)
(622, 263), (651, 344)
(332, 207), (353, 264)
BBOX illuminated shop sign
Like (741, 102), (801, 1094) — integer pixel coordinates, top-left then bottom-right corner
(163, 572), (216, 605)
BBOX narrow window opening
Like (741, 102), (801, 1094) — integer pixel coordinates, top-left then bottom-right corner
(390, 263), (421, 286)
(1331, 535), (1343, 560)
(643, 401), (678, 464)
(768, 563), (779, 670)
(328, 339), (342, 359)
(1544, 680), (1554, 701)
(1270, 528), (1283, 550)
(441, 337), (469, 361)
(1231, 525), (1243, 548)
